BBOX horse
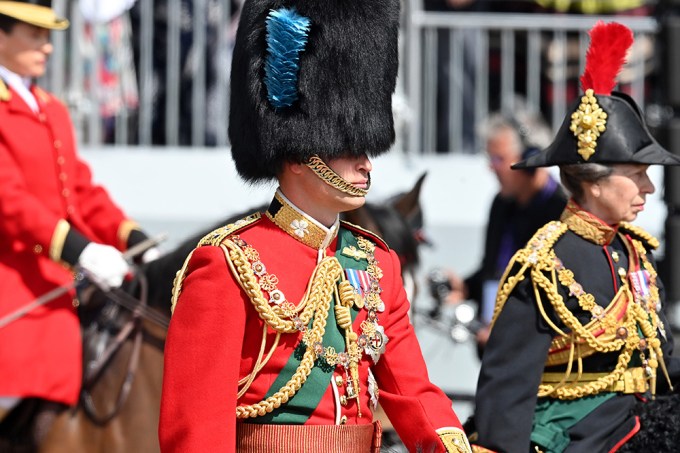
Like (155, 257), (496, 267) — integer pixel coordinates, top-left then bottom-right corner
(0, 174), (428, 452)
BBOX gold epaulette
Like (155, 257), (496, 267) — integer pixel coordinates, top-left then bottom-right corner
(0, 79), (10, 102)
(490, 221), (568, 326)
(197, 213), (261, 247)
(340, 220), (389, 251)
(170, 213), (262, 313)
(619, 221), (659, 250)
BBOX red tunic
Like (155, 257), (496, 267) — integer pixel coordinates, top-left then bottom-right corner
(160, 213), (464, 452)
(0, 83), (135, 405)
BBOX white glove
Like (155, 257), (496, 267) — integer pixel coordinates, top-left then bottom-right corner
(78, 243), (131, 290)
(141, 246), (162, 264)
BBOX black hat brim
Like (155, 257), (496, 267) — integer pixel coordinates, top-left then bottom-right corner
(513, 92), (680, 169)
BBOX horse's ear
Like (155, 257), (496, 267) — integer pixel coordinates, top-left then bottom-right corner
(392, 172), (427, 219)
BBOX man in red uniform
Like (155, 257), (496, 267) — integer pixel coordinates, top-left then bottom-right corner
(159, 0), (472, 451)
(0, 1), (155, 426)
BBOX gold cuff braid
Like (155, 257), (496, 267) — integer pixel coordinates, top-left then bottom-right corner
(437, 427), (472, 453)
(49, 219), (70, 262)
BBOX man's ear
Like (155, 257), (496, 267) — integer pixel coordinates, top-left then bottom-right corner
(286, 161), (306, 176)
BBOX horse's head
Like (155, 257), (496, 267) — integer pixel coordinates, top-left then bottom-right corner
(342, 172), (428, 273)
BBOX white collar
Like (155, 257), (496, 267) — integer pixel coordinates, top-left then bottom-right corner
(0, 65), (39, 113)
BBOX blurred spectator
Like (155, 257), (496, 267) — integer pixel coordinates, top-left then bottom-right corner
(79, 0), (138, 143)
(533, 0), (655, 15)
(535, 0), (658, 122)
(128, 0), (236, 146)
(441, 102), (567, 355)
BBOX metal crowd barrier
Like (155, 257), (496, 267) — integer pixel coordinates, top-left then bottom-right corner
(45, 0), (232, 148)
(404, 5), (659, 153)
(41, 1), (659, 153)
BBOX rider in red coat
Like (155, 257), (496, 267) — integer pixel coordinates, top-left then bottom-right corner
(0, 2), (152, 420)
(160, 0), (472, 451)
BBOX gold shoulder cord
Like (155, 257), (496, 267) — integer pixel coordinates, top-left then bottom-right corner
(170, 214), (262, 314)
(490, 221), (671, 400)
(221, 237), (364, 419)
(491, 221), (568, 326)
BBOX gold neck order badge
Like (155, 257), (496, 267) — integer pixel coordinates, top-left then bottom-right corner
(306, 155), (370, 197)
(570, 89), (607, 161)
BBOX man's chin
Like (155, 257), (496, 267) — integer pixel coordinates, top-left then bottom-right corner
(338, 196), (366, 212)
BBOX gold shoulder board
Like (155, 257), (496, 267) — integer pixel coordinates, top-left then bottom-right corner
(197, 212), (261, 247)
(619, 222), (659, 250)
(171, 212), (262, 313)
(0, 79), (10, 102)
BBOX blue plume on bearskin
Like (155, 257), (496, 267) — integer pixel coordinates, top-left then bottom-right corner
(264, 8), (310, 109)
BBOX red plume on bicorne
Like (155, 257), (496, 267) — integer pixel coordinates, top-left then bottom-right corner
(580, 21), (634, 95)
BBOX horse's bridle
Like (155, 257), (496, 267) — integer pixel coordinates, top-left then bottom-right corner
(79, 269), (169, 426)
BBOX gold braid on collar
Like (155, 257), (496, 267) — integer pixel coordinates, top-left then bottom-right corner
(560, 200), (617, 245)
(266, 191), (337, 249)
(306, 155), (369, 197)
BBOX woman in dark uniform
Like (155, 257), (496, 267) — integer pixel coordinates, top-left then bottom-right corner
(471, 22), (680, 453)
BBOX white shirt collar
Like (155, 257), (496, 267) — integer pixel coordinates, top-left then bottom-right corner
(0, 65), (39, 113)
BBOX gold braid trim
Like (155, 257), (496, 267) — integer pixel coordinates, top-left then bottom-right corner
(170, 249), (195, 314)
(436, 427), (473, 453)
(341, 220), (389, 251)
(222, 238), (348, 419)
(490, 220), (667, 400)
(491, 221), (568, 327)
(49, 219), (70, 262)
(224, 238), (340, 334)
(170, 214), (262, 314)
(620, 222), (660, 250)
(197, 213), (261, 247)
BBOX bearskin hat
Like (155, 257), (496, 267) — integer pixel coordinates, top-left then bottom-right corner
(228, 0), (400, 182)
(514, 21), (680, 169)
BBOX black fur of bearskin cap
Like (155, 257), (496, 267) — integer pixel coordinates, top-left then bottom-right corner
(228, 0), (400, 182)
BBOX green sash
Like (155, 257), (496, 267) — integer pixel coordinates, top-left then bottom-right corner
(250, 228), (364, 424)
(531, 393), (615, 452)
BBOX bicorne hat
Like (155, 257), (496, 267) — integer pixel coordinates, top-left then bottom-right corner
(228, 0), (400, 182)
(514, 22), (680, 169)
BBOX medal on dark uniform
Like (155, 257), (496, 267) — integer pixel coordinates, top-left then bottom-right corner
(629, 270), (651, 304)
